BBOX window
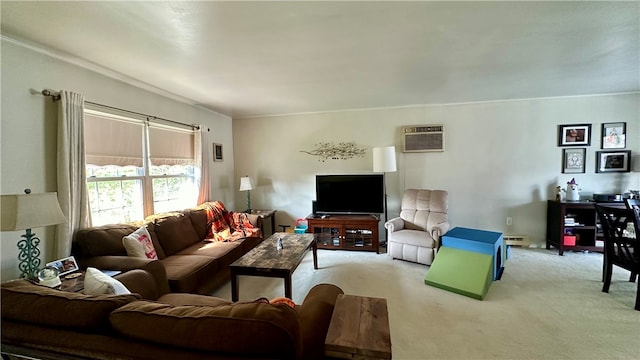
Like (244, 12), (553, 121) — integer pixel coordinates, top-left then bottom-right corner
(84, 110), (198, 226)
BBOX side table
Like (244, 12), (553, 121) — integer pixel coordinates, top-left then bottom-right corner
(325, 294), (392, 359)
(249, 209), (277, 237)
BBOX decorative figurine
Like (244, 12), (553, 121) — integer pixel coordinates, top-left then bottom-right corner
(565, 178), (581, 201)
(556, 186), (563, 201)
(277, 237), (283, 251)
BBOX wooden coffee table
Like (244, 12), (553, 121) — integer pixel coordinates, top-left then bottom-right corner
(230, 232), (318, 301)
(325, 294), (392, 359)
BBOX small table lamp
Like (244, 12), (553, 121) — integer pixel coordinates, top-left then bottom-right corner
(1, 189), (67, 280)
(239, 176), (255, 212)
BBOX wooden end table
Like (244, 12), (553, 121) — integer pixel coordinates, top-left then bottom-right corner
(229, 232), (317, 301)
(325, 294), (392, 359)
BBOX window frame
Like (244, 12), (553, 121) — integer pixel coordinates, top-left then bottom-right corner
(84, 108), (197, 225)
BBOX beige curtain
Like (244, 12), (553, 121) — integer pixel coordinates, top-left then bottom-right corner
(196, 125), (210, 203)
(56, 90), (91, 258)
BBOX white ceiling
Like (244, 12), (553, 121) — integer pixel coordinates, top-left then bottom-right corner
(1, 1), (638, 118)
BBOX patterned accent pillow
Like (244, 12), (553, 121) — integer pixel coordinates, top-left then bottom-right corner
(229, 212), (255, 230)
(229, 212), (261, 239)
(84, 267), (130, 295)
(122, 226), (158, 259)
(255, 297), (296, 309)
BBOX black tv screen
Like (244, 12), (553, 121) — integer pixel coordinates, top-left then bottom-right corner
(315, 174), (384, 215)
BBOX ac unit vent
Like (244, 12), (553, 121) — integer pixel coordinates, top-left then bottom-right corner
(403, 125), (444, 152)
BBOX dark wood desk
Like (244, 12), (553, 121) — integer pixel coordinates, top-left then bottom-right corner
(546, 200), (627, 255)
(229, 232), (317, 301)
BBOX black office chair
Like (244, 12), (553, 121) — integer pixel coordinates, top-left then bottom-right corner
(594, 204), (639, 310)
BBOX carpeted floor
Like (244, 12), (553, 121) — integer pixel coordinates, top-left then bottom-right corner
(211, 247), (640, 360)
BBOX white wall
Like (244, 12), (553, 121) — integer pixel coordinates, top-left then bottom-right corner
(0, 40), (235, 281)
(233, 94), (640, 245)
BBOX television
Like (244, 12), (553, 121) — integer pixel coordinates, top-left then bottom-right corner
(315, 174), (384, 215)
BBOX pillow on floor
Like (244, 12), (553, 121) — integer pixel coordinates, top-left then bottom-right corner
(122, 225), (158, 259)
(84, 267), (130, 295)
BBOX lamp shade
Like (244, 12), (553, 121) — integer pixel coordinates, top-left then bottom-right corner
(239, 176), (254, 191)
(1, 192), (66, 231)
(373, 146), (397, 173)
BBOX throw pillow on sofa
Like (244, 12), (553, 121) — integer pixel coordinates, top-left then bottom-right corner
(84, 267), (131, 296)
(229, 212), (261, 239)
(122, 225), (158, 259)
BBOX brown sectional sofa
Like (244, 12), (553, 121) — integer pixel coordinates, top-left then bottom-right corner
(71, 202), (263, 294)
(1, 268), (344, 359)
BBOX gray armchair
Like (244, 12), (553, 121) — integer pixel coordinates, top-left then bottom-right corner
(385, 189), (450, 265)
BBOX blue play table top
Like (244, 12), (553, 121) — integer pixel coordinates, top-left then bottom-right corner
(444, 227), (503, 244)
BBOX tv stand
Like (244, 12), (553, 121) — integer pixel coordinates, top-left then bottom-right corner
(306, 214), (380, 253)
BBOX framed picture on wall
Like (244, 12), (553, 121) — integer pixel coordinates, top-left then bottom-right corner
(562, 148), (586, 174)
(595, 150), (631, 173)
(213, 143), (223, 162)
(558, 124), (591, 146)
(601, 122), (626, 149)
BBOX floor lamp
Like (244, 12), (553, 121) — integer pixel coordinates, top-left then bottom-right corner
(373, 146), (397, 245)
(1, 189), (67, 280)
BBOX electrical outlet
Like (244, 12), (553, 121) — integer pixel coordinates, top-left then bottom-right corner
(506, 217), (513, 226)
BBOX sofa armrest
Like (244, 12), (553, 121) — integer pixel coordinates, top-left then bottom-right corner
(246, 213), (263, 229)
(79, 256), (170, 296)
(384, 217), (405, 232)
(114, 269), (162, 300)
(297, 283), (344, 360)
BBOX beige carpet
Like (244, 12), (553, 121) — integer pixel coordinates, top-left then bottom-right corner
(211, 247), (640, 360)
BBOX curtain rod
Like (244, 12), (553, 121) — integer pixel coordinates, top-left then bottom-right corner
(39, 89), (200, 130)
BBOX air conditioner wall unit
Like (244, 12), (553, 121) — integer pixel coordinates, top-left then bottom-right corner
(403, 125), (444, 152)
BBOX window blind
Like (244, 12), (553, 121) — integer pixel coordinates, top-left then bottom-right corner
(84, 113), (144, 166)
(149, 126), (195, 166)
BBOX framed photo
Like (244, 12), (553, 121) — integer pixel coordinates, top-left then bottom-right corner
(562, 148), (586, 174)
(558, 124), (591, 146)
(601, 122), (626, 149)
(46, 256), (79, 276)
(213, 143), (223, 162)
(595, 150), (631, 173)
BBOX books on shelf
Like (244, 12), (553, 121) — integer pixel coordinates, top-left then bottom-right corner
(564, 216), (583, 226)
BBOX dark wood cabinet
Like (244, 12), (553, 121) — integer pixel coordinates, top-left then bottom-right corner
(306, 215), (380, 253)
(546, 200), (626, 255)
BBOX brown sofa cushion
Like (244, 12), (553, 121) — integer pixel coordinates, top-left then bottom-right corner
(150, 213), (201, 256)
(110, 300), (302, 358)
(183, 207), (208, 239)
(73, 224), (138, 258)
(1, 280), (140, 330)
(160, 254), (218, 293)
(156, 293), (232, 307)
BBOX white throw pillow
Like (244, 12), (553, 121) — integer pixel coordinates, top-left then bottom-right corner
(83, 267), (130, 295)
(122, 226), (158, 260)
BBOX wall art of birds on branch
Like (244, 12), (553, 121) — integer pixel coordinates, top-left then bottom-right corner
(301, 142), (366, 162)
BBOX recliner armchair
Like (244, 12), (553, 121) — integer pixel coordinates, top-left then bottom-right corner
(385, 189), (450, 265)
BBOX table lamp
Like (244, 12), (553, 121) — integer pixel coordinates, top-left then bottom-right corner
(1, 189), (66, 280)
(373, 146), (397, 243)
(239, 176), (255, 212)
